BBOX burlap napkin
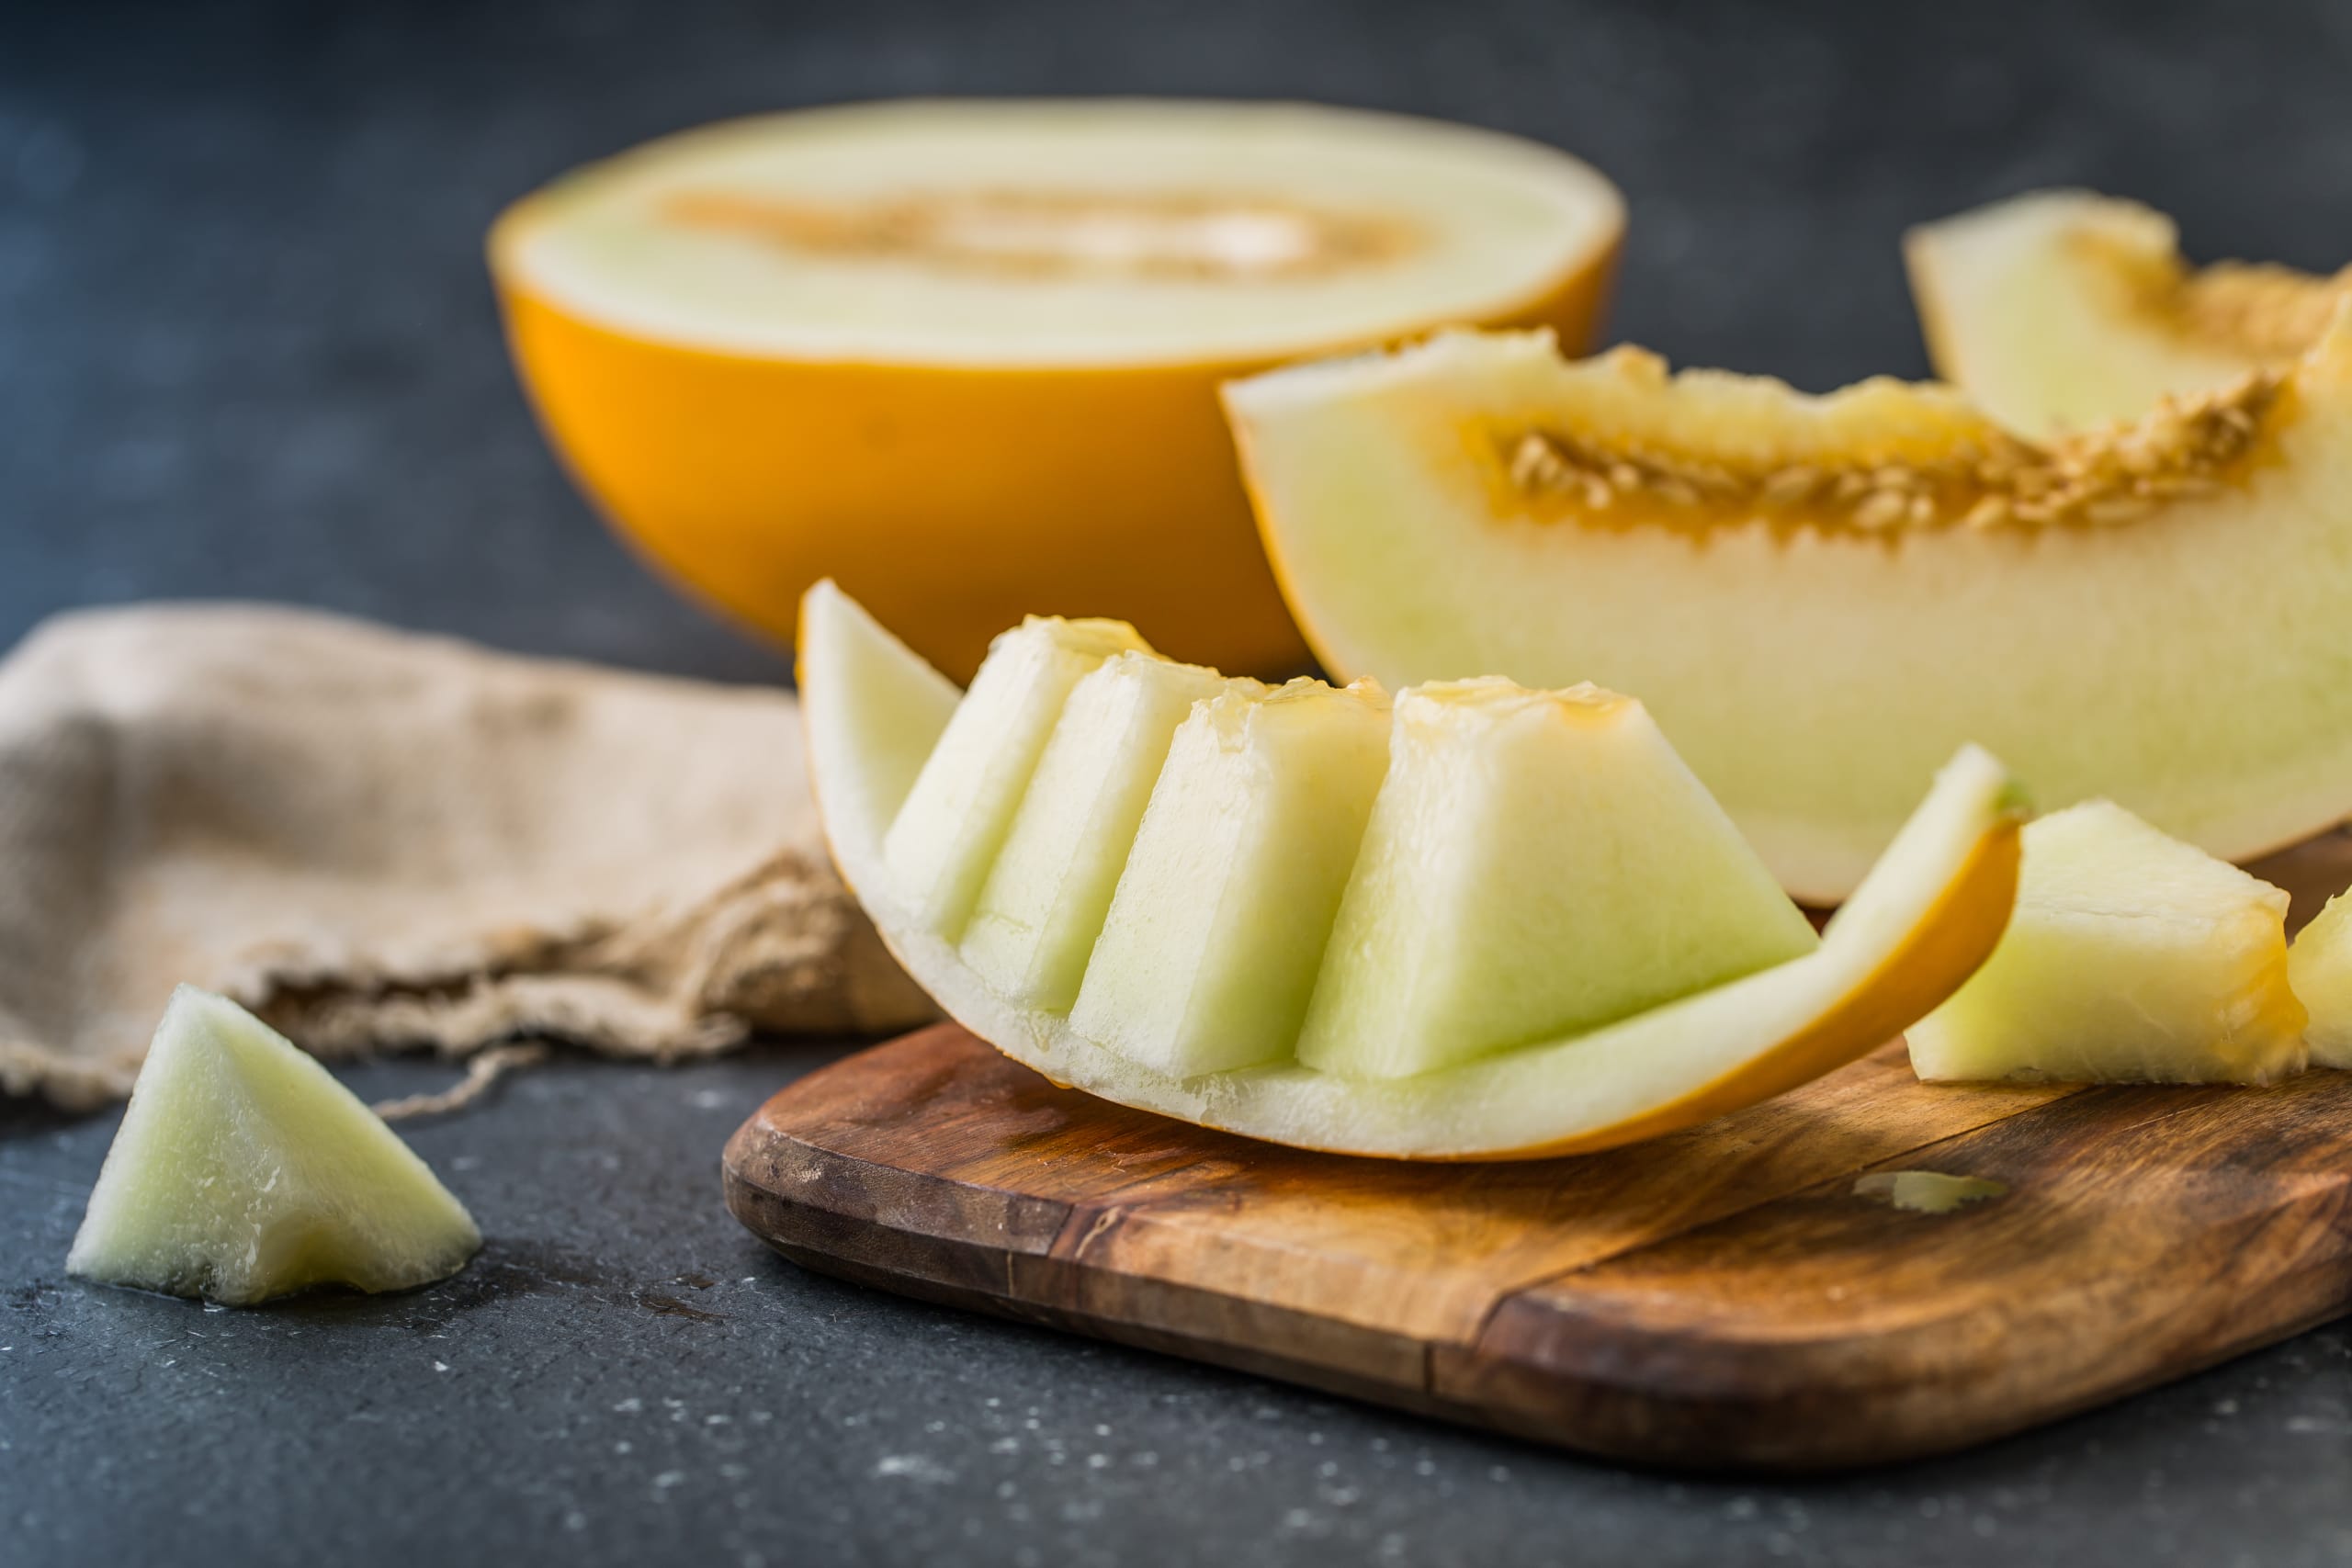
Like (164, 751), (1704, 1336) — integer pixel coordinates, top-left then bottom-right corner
(0, 603), (934, 1112)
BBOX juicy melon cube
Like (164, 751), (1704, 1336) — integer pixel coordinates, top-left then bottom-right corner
(66, 987), (481, 1305)
(1069, 678), (1391, 1077)
(1908, 800), (2306, 1084)
(2289, 892), (2352, 1069)
(883, 615), (1148, 938)
(961, 651), (1228, 1011)
(1297, 678), (1819, 1081)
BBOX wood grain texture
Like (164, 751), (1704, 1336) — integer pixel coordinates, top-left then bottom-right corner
(722, 1023), (2352, 1470)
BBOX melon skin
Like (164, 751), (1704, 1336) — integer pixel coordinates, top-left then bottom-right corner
(1908, 802), (2306, 1086)
(2288, 893), (2352, 1070)
(798, 580), (2027, 1159)
(1227, 311), (2352, 905)
(1296, 679), (1817, 1082)
(67, 987), (481, 1306)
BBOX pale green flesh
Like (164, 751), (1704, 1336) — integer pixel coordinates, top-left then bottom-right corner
(961, 651), (1228, 1010)
(2290, 893), (2352, 1069)
(882, 615), (1148, 940)
(1297, 679), (1817, 1081)
(66, 987), (481, 1305)
(1909, 802), (2306, 1086)
(802, 581), (2018, 1156)
(1227, 321), (2352, 905)
(1067, 678), (1391, 1077)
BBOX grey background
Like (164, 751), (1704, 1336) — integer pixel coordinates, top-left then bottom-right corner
(5, 0), (2352, 1563)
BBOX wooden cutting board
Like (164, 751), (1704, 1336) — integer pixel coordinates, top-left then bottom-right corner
(722, 1021), (2352, 1472)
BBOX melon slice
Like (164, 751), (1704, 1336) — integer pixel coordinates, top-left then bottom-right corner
(2288, 894), (2352, 1070)
(1295, 679), (1818, 1081)
(799, 580), (2024, 1159)
(1226, 306), (2352, 905)
(1907, 190), (2350, 440)
(492, 99), (1625, 681)
(1908, 802), (2306, 1086)
(1069, 677), (1392, 1077)
(962, 650), (1227, 1011)
(67, 987), (481, 1305)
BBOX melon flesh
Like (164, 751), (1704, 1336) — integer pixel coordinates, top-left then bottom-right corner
(798, 580), (2026, 1159)
(1296, 679), (1816, 1081)
(961, 650), (1227, 1011)
(882, 615), (1148, 939)
(1906, 189), (2349, 440)
(1069, 678), (1392, 1077)
(2289, 893), (2352, 1070)
(67, 987), (481, 1305)
(1227, 310), (2352, 905)
(1908, 802), (2306, 1085)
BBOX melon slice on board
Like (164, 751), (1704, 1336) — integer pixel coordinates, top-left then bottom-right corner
(1908, 802), (2306, 1086)
(492, 99), (1624, 681)
(799, 581), (2024, 1161)
(1226, 305), (2352, 906)
(1906, 189), (2350, 440)
(68, 987), (481, 1305)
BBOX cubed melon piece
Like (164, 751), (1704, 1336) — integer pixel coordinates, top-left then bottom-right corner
(2289, 892), (2352, 1069)
(1297, 679), (1818, 1080)
(882, 615), (1148, 937)
(67, 987), (481, 1305)
(1908, 801), (2306, 1084)
(1069, 678), (1391, 1077)
(961, 651), (1229, 1011)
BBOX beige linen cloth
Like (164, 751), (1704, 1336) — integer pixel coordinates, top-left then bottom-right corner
(0, 603), (934, 1112)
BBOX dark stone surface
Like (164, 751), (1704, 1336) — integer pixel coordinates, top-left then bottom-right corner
(6, 0), (2352, 1562)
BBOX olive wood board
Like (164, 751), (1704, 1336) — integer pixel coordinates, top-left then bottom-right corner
(722, 1021), (2352, 1472)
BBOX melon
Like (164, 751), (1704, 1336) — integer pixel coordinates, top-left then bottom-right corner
(1907, 189), (2350, 440)
(2288, 893), (2352, 1070)
(67, 987), (481, 1305)
(491, 99), (1624, 680)
(1226, 306), (2352, 905)
(1908, 802), (2306, 1085)
(798, 581), (2023, 1160)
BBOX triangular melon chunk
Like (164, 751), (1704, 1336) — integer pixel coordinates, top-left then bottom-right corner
(1907, 189), (2349, 439)
(1297, 679), (1817, 1081)
(67, 987), (481, 1304)
(2288, 894), (2352, 1071)
(882, 615), (1150, 940)
(962, 649), (1227, 1011)
(797, 580), (2027, 1159)
(1069, 677), (1392, 1077)
(1908, 802), (2306, 1085)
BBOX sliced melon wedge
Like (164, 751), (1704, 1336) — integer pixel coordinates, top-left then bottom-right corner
(67, 987), (481, 1305)
(1227, 306), (2352, 904)
(1907, 189), (2349, 439)
(800, 581), (2024, 1160)
(1908, 802), (2306, 1086)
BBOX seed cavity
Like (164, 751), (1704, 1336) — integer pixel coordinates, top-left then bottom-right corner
(662, 188), (1423, 283)
(1501, 367), (2284, 535)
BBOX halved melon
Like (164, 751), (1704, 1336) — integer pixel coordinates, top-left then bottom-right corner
(1908, 802), (2306, 1086)
(800, 581), (2024, 1160)
(1227, 305), (2352, 905)
(1908, 190), (2349, 439)
(492, 99), (1624, 680)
